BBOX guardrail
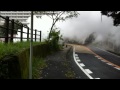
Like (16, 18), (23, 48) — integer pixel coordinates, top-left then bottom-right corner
(0, 15), (41, 43)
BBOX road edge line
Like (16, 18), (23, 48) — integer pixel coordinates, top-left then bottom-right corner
(73, 46), (93, 79)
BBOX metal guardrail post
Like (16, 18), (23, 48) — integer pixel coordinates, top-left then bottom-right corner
(35, 29), (37, 42)
(10, 19), (14, 43)
(20, 24), (23, 42)
(5, 16), (9, 44)
(27, 27), (29, 41)
(40, 31), (41, 42)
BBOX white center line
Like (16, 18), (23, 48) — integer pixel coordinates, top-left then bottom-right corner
(79, 63), (85, 67)
(114, 67), (120, 70)
(101, 60), (106, 62)
(94, 78), (100, 79)
(77, 59), (81, 62)
(98, 58), (102, 60)
(95, 56), (99, 58)
(75, 54), (78, 57)
(85, 69), (93, 74)
(107, 63), (113, 66)
(75, 56), (80, 60)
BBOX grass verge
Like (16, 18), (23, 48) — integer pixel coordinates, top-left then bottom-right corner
(0, 41), (43, 59)
(32, 57), (47, 79)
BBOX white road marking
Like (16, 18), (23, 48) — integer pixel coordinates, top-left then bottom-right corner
(75, 56), (80, 60)
(94, 78), (100, 79)
(101, 60), (106, 62)
(95, 56), (99, 58)
(94, 55), (101, 59)
(77, 60), (81, 62)
(98, 58), (102, 60)
(75, 54), (78, 57)
(80, 63), (85, 67)
(75, 56), (79, 58)
(85, 69), (93, 74)
(114, 67), (120, 70)
(107, 63), (113, 66)
(116, 68), (120, 70)
(73, 47), (93, 79)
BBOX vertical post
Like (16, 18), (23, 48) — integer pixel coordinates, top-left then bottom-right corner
(10, 19), (14, 43)
(27, 27), (29, 41)
(35, 29), (37, 42)
(29, 11), (33, 79)
(20, 24), (23, 42)
(5, 16), (9, 44)
(40, 31), (41, 42)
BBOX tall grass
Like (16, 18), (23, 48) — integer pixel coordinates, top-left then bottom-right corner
(32, 57), (47, 79)
(0, 41), (43, 59)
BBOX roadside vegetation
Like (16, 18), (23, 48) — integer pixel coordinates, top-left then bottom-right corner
(0, 27), (64, 79)
(32, 57), (47, 79)
(0, 41), (43, 59)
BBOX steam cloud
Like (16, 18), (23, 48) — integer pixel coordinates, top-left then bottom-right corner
(27, 11), (120, 46)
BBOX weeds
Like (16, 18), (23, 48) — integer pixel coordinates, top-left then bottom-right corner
(32, 57), (47, 79)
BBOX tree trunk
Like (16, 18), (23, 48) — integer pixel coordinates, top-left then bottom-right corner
(48, 19), (57, 39)
(48, 23), (54, 39)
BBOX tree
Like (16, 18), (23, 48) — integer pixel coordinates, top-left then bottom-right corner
(101, 11), (120, 26)
(84, 32), (96, 45)
(44, 27), (63, 50)
(35, 11), (80, 39)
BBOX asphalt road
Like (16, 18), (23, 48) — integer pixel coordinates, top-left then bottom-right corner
(74, 45), (120, 79)
(88, 46), (120, 66)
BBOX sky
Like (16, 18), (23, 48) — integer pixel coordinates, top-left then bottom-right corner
(25, 11), (120, 46)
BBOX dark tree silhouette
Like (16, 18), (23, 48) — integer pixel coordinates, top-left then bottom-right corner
(101, 11), (120, 26)
(84, 32), (96, 45)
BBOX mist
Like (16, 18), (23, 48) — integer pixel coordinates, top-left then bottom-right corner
(26, 11), (120, 47)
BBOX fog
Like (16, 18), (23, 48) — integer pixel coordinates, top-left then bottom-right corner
(25, 11), (120, 47)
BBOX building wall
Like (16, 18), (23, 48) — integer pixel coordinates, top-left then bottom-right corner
(0, 11), (31, 25)
(0, 11), (44, 25)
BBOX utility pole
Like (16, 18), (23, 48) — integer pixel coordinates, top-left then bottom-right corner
(29, 11), (33, 79)
(0, 11), (1, 25)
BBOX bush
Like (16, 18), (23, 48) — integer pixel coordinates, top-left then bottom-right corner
(46, 28), (63, 51)
(0, 42), (56, 79)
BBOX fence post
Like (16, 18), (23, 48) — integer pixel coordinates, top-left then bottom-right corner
(35, 29), (37, 42)
(5, 16), (9, 44)
(27, 27), (29, 41)
(40, 31), (41, 42)
(20, 24), (23, 42)
(10, 19), (14, 43)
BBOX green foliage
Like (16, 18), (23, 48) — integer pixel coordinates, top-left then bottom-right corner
(0, 55), (21, 79)
(32, 57), (47, 79)
(0, 41), (57, 79)
(45, 27), (63, 51)
(0, 41), (42, 60)
(18, 42), (55, 79)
